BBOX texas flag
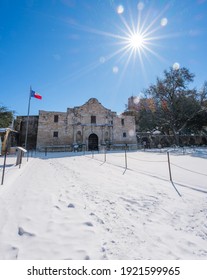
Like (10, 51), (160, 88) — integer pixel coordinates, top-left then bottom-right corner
(31, 89), (42, 100)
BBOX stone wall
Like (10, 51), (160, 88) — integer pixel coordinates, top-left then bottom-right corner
(37, 111), (70, 147)
(113, 115), (136, 144)
(137, 132), (207, 148)
(36, 98), (137, 150)
(15, 116), (39, 149)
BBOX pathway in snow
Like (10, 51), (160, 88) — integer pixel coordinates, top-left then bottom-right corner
(0, 151), (206, 259)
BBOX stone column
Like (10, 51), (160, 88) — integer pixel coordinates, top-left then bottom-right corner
(73, 125), (76, 144)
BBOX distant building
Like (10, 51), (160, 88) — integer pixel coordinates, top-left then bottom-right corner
(15, 115), (39, 149)
(127, 96), (139, 111)
(14, 97), (207, 150)
(36, 98), (137, 151)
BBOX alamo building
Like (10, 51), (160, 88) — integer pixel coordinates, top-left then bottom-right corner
(16, 98), (137, 151)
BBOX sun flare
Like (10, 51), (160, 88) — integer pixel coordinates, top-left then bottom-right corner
(128, 33), (145, 50)
(67, 2), (171, 81)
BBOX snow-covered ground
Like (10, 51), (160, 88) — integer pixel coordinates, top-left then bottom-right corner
(0, 148), (207, 260)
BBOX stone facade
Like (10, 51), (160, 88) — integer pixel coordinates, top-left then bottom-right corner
(36, 98), (137, 151)
(15, 115), (39, 149)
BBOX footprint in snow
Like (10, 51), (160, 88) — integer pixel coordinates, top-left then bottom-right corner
(90, 212), (104, 224)
(84, 222), (93, 227)
(7, 246), (19, 259)
(68, 203), (75, 208)
(76, 249), (90, 260)
(18, 227), (35, 237)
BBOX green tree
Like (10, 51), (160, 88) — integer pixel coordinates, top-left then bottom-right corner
(189, 81), (207, 132)
(143, 67), (206, 144)
(199, 81), (207, 107)
(124, 96), (157, 131)
(0, 106), (14, 128)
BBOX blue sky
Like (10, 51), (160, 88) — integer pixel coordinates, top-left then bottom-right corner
(0, 0), (207, 116)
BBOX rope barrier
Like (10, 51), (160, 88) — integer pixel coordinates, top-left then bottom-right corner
(171, 162), (207, 177)
(108, 152), (167, 162)
(128, 156), (167, 163)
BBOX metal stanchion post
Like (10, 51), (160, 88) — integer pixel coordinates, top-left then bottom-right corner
(125, 144), (128, 169)
(1, 148), (7, 185)
(167, 151), (172, 181)
(27, 149), (29, 162)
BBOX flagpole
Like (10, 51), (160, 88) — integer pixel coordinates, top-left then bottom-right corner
(25, 86), (32, 150)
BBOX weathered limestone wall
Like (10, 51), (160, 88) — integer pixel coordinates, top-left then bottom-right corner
(36, 111), (70, 148)
(36, 98), (137, 150)
(15, 115), (39, 149)
(66, 98), (116, 146)
(113, 115), (136, 144)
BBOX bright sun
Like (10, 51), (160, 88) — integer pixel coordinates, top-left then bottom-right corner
(68, 2), (170, 80)
(128, 33), (144, 50)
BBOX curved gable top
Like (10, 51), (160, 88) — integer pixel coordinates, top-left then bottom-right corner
(84, 98), (116, 115)
(84, 98), (106, 109)
(69, 98), (117, 116)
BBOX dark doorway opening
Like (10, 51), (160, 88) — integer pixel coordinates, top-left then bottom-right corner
(88, 133), (98, 151)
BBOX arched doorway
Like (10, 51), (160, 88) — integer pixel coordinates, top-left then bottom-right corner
(88, 133), (98, 150)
